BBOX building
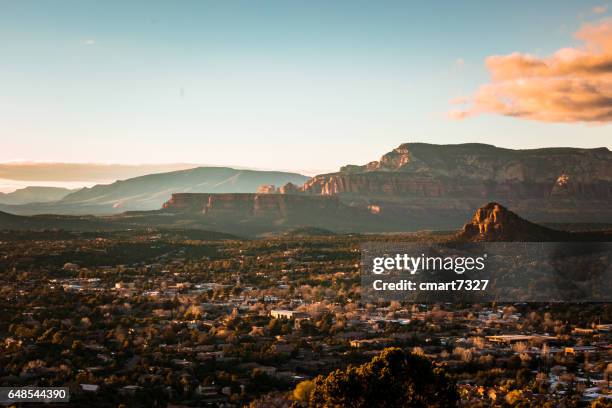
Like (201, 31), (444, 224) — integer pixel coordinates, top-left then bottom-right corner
(486, 335), (556, 344)
(270, 310), (309, 320)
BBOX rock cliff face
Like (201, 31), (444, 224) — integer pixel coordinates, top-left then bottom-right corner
(162, 193), (342, 217)
(458, 202), (566, 241)
(256, 184), (277, 194)
(158, 192), (387, 235)
(157, 144), (611, 230)
(299, 143), (612, 225)
(278, 182), (301, 194)
(302, 143), (612, 199)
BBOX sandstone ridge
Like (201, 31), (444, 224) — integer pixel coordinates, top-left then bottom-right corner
(302, 143), (612, 198)
(162, 193), (342, 217)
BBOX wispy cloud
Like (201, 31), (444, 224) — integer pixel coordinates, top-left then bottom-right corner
(81, 39), (96, 46)
(0, 163), (201, 182)
(450, 19), (612, 123)
(593, 5), (608, 15)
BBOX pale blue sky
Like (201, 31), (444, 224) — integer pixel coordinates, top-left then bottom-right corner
(1, 1), (611, 176)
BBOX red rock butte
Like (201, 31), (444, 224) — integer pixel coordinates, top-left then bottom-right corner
(459, 202), (568, 241)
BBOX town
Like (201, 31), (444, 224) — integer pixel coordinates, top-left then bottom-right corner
(0, 229), (611, 407)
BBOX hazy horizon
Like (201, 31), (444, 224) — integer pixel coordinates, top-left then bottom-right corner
(2, 1), (612, 181)
(2, 139), (611, 193)
(0, 161), (317, 193)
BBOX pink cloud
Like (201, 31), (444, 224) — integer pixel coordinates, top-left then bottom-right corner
(451, 19), (612, 123)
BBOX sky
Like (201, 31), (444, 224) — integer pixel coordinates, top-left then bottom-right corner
(1, 0), (611, 190)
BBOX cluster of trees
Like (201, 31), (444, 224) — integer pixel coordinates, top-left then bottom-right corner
(292, 347), (458, 407)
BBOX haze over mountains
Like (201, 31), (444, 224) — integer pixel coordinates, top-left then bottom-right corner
(0, 167), (308, 215)
(0, 186), (74, 205)
(0, 162), (202, 184)
(0, 142), (610, 235)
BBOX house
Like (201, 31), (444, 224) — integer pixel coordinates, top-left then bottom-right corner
(80, 384), (99, 392)
(573, 328), (595, 335)
(350, 338), (393, 348)
(120, 385), (142, 396)
(270, 310), (309, 320)
(564, 346), (598, 355)
(196, 386), (218, 397)
(486, 335), (555, 344)
(171, 359), (192, 367)
(252, 365), (277, 376)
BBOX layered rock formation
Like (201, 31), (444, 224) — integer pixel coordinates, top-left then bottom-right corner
(256, 184), (277, 194)
(278, 182), (301, 194)
(146, 144), (612, 231)
(162, 193), (342, 217)
(255, 182), (303, 195)
(302, 143), (612, 198)
(300, 143), (612, 225)
(156, 143), (611, 231)
(458, 202), (567, 241)
(157, 192), (390, 235)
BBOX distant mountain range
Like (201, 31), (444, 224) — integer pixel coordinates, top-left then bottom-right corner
(301, 142), (612, 225)
(143, 143), (611, 231)
(0, 186), (74, 205)
(303, 143), (612, 196)
(0, 143), (610, 233)
(0, 162), (200, 183)
(0, 167), (308, 215)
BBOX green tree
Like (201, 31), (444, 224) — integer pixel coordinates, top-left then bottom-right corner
(307, 347), (458, 408)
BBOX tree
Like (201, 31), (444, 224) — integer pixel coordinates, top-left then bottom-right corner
(293, 380), (315, 404)
(307, 347), (458, 408)
(591, 398), (612, 408)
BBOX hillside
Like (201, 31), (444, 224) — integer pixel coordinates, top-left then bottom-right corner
(0, 186), (74, 205)
(3, 167), (308, 215)
(1, 199), (611, 239)
(0, 210), (124, 231)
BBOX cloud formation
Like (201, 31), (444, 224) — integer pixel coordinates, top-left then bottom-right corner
(593, 5), (608, 15)
(450, 19), (612, 123)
